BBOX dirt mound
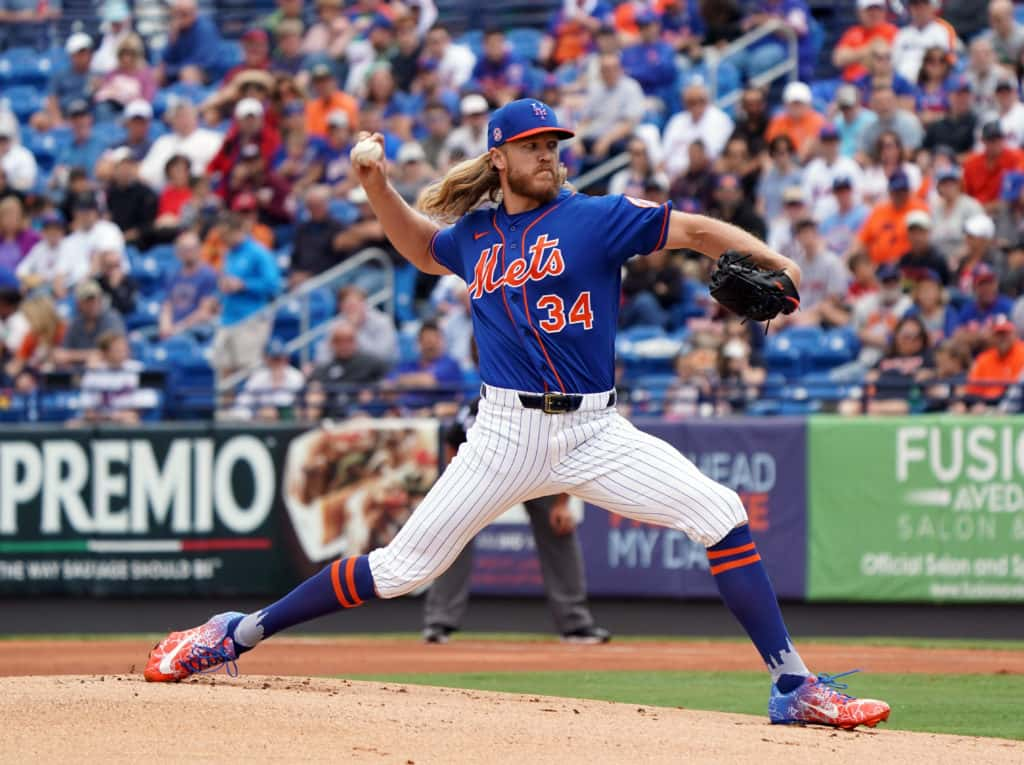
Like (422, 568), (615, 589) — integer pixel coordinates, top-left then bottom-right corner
(2, 638), (1023, 678)
(1, 675), (1020, 764)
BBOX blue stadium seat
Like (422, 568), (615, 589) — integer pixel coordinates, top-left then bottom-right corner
(0, 47), (49, 88)
(508, 27), (544, 63)
(125, 299), (162, 331)
(764, 334), (804, 378)
(394, 262), (419, 325)
(810, 78), (841, 113)
(398, 327), (419, 364)
(272, 299), (303, 343)
(308, 287), (336, 326)
(39, 391), (83, 422)
(457, 30), (484, 57)
(21, 130), (61, 174)
(4, 85), (43, 124)
(133, 256), (168, 296)
(808, 327), (859, 371)
(209, 40), (243, 83)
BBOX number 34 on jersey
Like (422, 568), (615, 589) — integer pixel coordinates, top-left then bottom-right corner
(467, 234), (595, 334)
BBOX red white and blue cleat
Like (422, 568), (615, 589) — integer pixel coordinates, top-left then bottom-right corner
(144, 612), (244, 682)
(768, 670), (891, 730)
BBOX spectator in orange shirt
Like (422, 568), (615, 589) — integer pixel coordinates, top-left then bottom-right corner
(201, 193), (275, 271)
(765, 81), (826, 160)
(305, 63), (359, 138)
(963, 121), (1024, 210)
(833, 0), (898, 82)
(850, 170), (929, 264)
(963, 315), (1024, 403)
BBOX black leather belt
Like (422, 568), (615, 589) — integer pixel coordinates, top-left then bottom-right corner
(482, 385), (616, 414)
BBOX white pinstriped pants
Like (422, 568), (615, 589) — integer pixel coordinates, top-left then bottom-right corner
(368, 385), (748, 598)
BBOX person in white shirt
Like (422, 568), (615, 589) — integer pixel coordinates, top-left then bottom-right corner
(892, 0), (957, 83)
(422, 24), (476, 92)
(989, 76), (1024, 147)
(80, 330), (158, 423)
(661, 81), (734, 181)
(801, 124), (863, 221)
(441, 94), (490, 166)
(0, 114), (37, 194)
(575, 53), (646, 166)
(59, 192), (131, 287)
(316, 284), (398, 366)
(16, 211), (72, 294)
(91, 1), (137, 76)
(231, 339), (306, 421)
(139, 99), (223, 190)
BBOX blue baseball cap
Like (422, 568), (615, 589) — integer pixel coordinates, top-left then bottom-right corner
(888, 170), (910, 192)
(487, 98), (574, 150)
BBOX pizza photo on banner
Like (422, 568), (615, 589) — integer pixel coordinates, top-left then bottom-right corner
(281, 419), (440, 579)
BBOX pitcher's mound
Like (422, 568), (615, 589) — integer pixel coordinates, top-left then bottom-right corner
(1, 675), (1020, 764)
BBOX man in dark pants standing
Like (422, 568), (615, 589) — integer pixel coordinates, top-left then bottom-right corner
(422, 398), (611, 645)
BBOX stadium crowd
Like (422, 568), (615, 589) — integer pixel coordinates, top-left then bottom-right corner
(0, 0), (1023, 422)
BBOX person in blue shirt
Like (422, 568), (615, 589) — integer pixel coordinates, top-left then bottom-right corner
(620, 10), (679, 103)
(53, 100), (109, 181)
(159, 0), (225, 85)
(159, 229), (219, 338)
(953, 264), (1016, 337)
(819, 175), (869, 256)
(49, 33), (96, 122)
(386, 319), (462, 411)
(315, 110), (355, 187)
(211, 211), (282, 381)
(470, 28), (527, 105)
(661, 0), (706, 52)
(739, 0), (814, 82)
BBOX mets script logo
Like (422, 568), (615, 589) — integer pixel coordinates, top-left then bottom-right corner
(532, 102), (548, 119)
(468, 234), (564, 299)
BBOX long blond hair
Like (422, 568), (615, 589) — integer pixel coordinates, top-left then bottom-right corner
(20, 295), (62, 347)
(417, 151), (569, 223)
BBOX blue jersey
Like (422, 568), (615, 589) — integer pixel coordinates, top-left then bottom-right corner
(431, 189), (671, 393)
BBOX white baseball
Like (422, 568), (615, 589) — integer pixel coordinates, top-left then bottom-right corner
(350, 139), (384, 167)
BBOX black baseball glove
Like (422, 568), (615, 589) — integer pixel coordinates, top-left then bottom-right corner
(709, 250), (800, 322)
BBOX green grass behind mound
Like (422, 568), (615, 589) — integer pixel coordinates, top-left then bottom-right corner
(356, 670), (1024, 742)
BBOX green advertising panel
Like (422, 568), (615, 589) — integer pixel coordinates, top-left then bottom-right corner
(808, 416), (1024, 602)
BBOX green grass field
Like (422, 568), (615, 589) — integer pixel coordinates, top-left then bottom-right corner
(355, 669), (1024, 741)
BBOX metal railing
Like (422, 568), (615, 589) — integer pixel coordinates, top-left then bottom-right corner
(217, 247), (394, 393)
(704, 19), (799, 111)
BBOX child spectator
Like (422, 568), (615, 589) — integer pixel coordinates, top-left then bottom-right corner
(230, 339), (305, 421)
(80, 330), (157, 423)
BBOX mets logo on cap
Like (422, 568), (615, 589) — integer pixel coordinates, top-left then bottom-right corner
(487, 98), (575, 150)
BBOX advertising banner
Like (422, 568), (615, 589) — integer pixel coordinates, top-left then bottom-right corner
(807, 416), (1024, 602)
(470, 418), (808, 599)
(0, 419), (439, 596)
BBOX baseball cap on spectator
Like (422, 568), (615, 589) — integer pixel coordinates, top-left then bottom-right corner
(906, 267), (942, 284)
(75, 279), (103, 300)
(782, 81), (812, 105)
(782, 186), (805, 205)
(310, 63), (333, 80)
(989, 314), (1016, 333)
(973, 263), (998, 284)
(936, 166), (962, 184)
(72, 191), (100, 211)
(40, 209), (64, 227)
(266, 339), (289, 358)
(397, 142), (426, 163)
(234, 98), (264, 120)
(964, 213), (995, 238)
(982, 121), (1004, 141)
(857, 0), (885, 7)
(836, 84), (859, 108)
(461, 93), (489, 117)
(348, 186), (369, 205)
(242, 28), (269, 46)
(66, 33), (92, 55)
(819, 124), (839, 140)
(888, 170), (910, 192)
(326, 110), (349, 128)
(635, 8), (658, 25)
(102, 1), (130, 23)
(67, 99), (91, 118)
(369, 12), (393, 32)
(877, 263), (901, 282)
(905, 210), (931, 230)
(123, 99), (152, 122)
(832, 175), (853, 191)
(231, 192), (258, 212)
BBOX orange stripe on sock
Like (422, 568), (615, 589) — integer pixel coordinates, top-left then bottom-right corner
(330, 560), (352, 607)
(707, 541), (757, 560)
(344, 557), (363, 607)
(710, 552), (762, 576)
